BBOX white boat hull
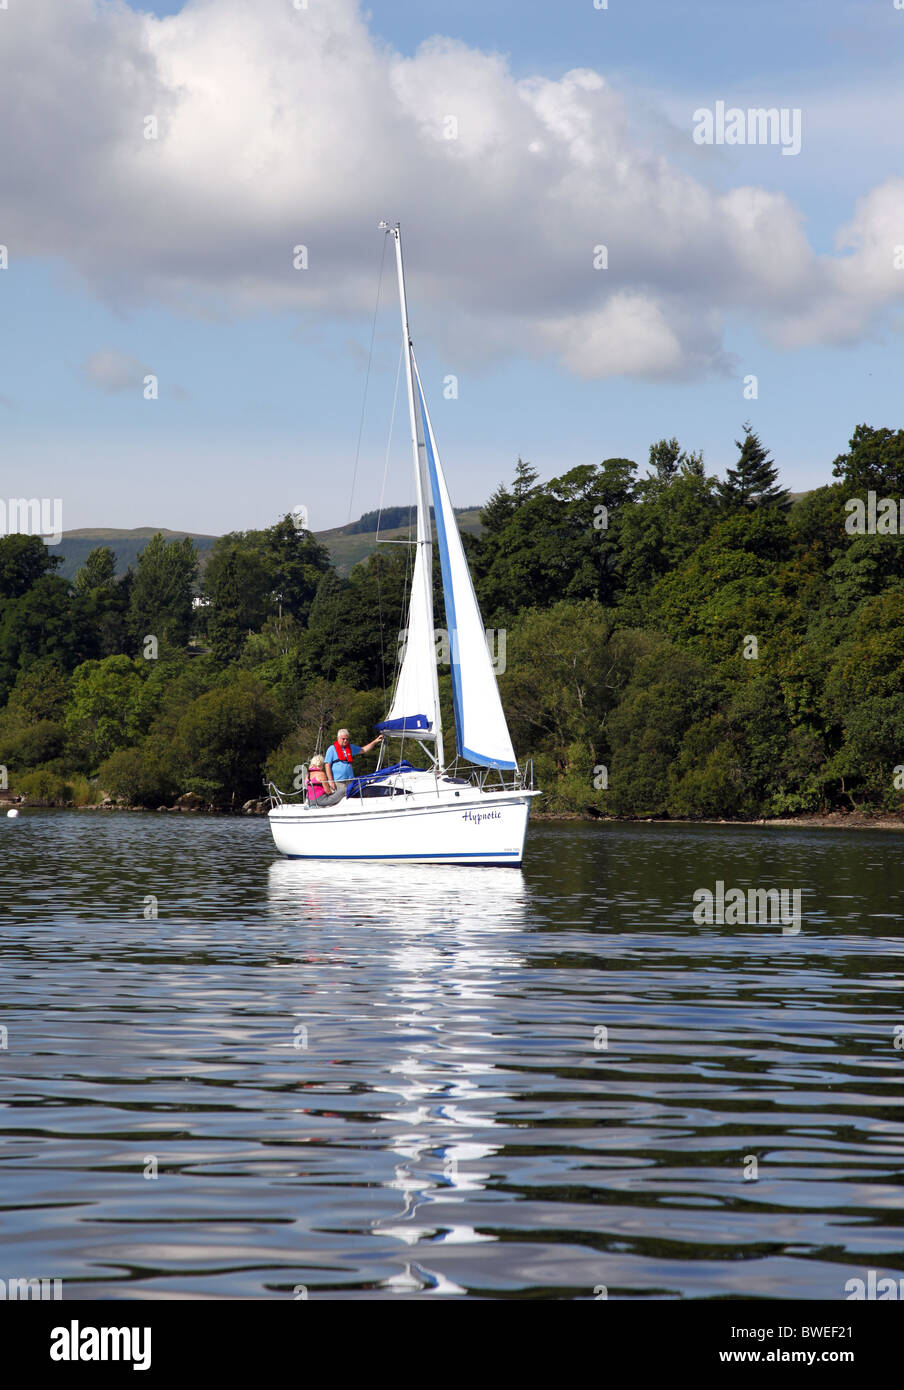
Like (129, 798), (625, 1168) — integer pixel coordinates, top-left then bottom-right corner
(268, 778), (538, 865)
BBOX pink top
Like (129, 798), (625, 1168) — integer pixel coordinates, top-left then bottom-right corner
(307, 770), (329, 800)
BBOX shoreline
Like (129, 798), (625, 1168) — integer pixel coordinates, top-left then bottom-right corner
(535, 810), (904, 829)
(4, 796), (904, 830)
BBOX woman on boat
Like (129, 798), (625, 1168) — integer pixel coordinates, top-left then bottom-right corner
(306, 755), (333, 802)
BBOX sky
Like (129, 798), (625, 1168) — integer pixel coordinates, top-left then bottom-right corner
(1, 0), (902, 535)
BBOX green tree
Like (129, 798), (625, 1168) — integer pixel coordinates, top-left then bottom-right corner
(174, 677), (287, 804)
(606, 632), (715, 816)
(832, 424), (904, 496)
(826, 534), (904, 615)
(0, 661), (71, 771)
(501, 600), (613, 811)
(5, 419), (904, 823)
(511, 457), (540, 501)
(828, 694), (904, 809)
(649, 437), (682, 484)
(64, 655), (147, 770)
(719, 424), (789, 510)
(480, 482), (515, 539)
(822, 591), (904, 721)
(75, 546), (116, 593)
(202, 539), (272, 662)
(0, 720), (66, 769)
(1, 660), (71, 723)
(129, 534), (198, 648)
(97, 743), (177, 807)
(645, 438), (705, 489)
(640, 508), (797, 669)
(304, 547), (420, 691)
(475, 458), (635, 622)
(134, 655), (223, 750)
(616, 467), (719, 611)
(253, 515), (333, 623)
(75, 547), (133, 656)
(0, 576), (97, 702)
(788, 485), (849, 564)
(0, 534), (59, 599)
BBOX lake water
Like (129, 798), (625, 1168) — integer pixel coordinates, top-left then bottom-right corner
(2, 811), (903, 1299)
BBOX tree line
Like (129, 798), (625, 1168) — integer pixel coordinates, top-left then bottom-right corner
(1, 421), (903, 817)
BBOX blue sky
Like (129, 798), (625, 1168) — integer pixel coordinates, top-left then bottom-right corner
(2, 0), (902, 534)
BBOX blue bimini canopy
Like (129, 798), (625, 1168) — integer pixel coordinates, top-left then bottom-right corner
(344, 760), (417, 799)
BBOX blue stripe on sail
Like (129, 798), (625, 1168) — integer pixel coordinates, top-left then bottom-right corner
(375, 714), (430, 732)
(417, 380), (518, 772)
(461, 745), (518, 770)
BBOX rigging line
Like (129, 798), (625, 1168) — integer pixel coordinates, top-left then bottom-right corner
(348, 232), (389, 526)
(320, 234), (389, 735)
(376, 343), (405, 541)
(375, 341), (406, 707)
(394, 504), (416, 771)
(376, 491), (415, 772)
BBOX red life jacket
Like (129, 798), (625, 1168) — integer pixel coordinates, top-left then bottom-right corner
(333, 740), (354, 764)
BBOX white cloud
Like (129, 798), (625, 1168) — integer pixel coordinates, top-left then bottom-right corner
(83, 350), (151, 393)
(0, 0), (901, 379)
(543, 293), (689, 379)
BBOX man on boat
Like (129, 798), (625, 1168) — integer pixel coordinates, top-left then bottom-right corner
(324, 728), (383, 788)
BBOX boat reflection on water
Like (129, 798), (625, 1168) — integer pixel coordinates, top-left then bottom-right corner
(267, 857), (528, 933)
(266, 859), (528, 1294)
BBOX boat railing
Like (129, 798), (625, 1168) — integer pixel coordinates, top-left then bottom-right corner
(265, 779), (306, 808)
(447, 758), (535, 792)
(268, 759), (535, 808)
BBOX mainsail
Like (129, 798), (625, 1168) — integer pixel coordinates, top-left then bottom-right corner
(377, 382), (440, 739)
(376, 225), (442, 749)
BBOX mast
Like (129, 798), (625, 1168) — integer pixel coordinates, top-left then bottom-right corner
(380, 221), (445, 771)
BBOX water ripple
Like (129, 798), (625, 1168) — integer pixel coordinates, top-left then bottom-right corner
(1, 811), (902, 1298)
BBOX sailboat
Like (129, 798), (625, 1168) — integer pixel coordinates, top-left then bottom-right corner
(268, 222), (539, 864)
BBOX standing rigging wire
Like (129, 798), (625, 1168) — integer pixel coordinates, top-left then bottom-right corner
(374, 343), (408, 766)
(377, 490), (416, 773)
(316, 233), (390, 755)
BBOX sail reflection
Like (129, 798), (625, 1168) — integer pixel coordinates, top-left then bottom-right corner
(267, 859), (526, 1289)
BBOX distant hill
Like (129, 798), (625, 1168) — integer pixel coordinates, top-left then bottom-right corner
(52, 508), (485, 582)
(52, 529), (218, 582)
(318, 507), (483, 575)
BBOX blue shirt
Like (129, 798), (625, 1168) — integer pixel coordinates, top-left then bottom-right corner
(325, 743), (363, 782)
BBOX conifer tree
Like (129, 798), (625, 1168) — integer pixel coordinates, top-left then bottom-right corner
(512, 457), (540, 502)
(128, 533), (198, 647)
(718, 424), (789, 509)
(75, 546), (116, 593)
(480, 458), (539, 537)
(480, 482), (515, 537)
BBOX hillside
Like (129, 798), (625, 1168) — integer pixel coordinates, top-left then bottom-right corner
(53, 529), (218, 581)
(53, 509), (485, 581)
(316, 507), (484, 575)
